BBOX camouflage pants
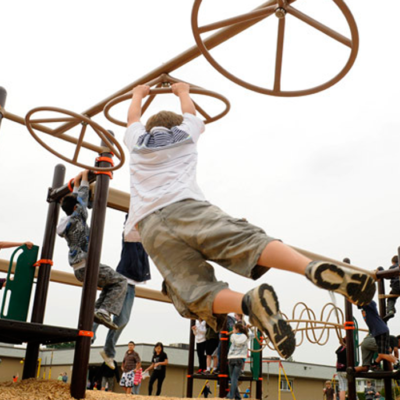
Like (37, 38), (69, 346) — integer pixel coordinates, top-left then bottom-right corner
(138, 199), (276, 331)
(75, 263), (127, 316)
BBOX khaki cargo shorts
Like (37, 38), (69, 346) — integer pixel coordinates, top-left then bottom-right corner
(138, 199), (277, 331)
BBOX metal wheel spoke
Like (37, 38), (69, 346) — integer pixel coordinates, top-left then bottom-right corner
(198, 5), (276, 34)
(29, 117), (75, 124)
(274, 17), (286, 92)
(287, 5), (352, 48)
(92, 125), (120, 158)
(72, 124), (87, 162)
(193, 101), (211, 122)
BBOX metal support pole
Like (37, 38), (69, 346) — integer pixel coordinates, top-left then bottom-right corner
(343, 258), (357, 400)
(376, 267), (393, 400)
(186, 319), (195, 397)
(256, 343), (263, 400)
(70, 152), (112, 399)
(219, 319), (229, 398)
(0, 87), (7, 129)
(23, 164), (66, 379)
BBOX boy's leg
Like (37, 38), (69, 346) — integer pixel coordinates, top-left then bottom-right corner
(257, 241), (375, 306)
(95, 264), (127, 315)
(213, 286), (295, 359)
(102, 284), (136, 361)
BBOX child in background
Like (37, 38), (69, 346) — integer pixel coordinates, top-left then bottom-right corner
(124, 82), (376, 360)
(356, 300), (397, 373)
(145, 342), (169, 396)
(226, 323), (249, 400)
(57, 170), (127, 330)
(384, 255), (400, 321)
(132, 365), (143, 395)
(192, 319), (207, 373)
(323, 381), (334, 400)
(120, 341), (141, 395)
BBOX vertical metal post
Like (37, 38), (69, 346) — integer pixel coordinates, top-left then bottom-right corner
(186, 319), (195, 397)
(219, 319), (229, 398)
(70, 151), (112, 399)
(23, 164), (65, 379)
(343, 258), (357, 400)
(0, 87), (7, 129)
(376, 267), (393, 400)
(256, 342), (263, 400)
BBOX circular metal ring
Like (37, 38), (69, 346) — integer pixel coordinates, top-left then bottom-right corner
(191, 0), (359, 97)
(104, 85), (231, 128)
(25, 107), (125, 172)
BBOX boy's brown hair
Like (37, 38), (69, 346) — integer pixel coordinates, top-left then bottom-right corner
(145, 111), (183, 132)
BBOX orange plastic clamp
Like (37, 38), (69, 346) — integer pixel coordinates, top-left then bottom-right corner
(258, 377), (263, 381)
(220, 338), (228, 341)
(94, 171), (113, 179)
(68, 178), (74, 192)
(218, 374), (228, 378)
(78, 330), (94, 337)
(96, 156), (114, 167)
(220, 331), (228, 334)
(33, 259), (54, 267)
(344, 321), (355, 330)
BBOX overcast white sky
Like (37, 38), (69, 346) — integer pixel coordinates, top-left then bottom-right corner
(1, 0), (400, 369)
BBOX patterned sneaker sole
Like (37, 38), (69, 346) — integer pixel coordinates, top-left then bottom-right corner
(313, 264), (375, 306)
(100, 351), (115, 370)
(94, 313), (119, 330)
(249, 284), (295, 359)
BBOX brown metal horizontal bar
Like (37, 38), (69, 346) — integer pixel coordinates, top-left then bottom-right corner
(375, 266), (400, 280)
(198, 5), (276, 34)
(287, 5), (352, 48)
(54, 0), (283, 133)
(3, 109), (53, 134)
(30, 117), (76, 124)
(0, 258), (171, 304)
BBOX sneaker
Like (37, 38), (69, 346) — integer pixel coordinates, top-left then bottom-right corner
(94, 310), (119, 330)
(100, 350), (115, 370)
(212, 369), (220, 375)
(305, 261), (375, 307)
(196, 369), (203, 374)
(383, 310), (395, 322)
(243, 284), (295, 359)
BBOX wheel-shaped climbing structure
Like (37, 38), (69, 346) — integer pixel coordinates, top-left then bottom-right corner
(191, 0), (359, 96)
(103, 73), (231, 127)
(25, 107), (125, 171)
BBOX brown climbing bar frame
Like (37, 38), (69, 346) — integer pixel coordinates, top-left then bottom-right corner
(25, 107), (125, 172)
(104, 74), (231, 127)
(191, 0), (359, 96)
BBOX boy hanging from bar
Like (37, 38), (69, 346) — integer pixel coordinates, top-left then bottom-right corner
(57, 169), (127, 330)
(122, 82), (376, 359)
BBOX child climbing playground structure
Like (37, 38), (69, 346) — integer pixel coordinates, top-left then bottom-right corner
(1, 0), (399, 399)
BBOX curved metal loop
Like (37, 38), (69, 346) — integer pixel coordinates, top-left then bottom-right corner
(103, 73), (231, 127)
(248, 301), (354, 355)
(25, 107), (125, 172)
(191, 0), (359, 97)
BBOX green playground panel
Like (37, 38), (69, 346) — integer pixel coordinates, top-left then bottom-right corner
(251, 331), (261, 380)
(1, 245), (39, 321)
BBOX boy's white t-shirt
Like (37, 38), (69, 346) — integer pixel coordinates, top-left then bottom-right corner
(123, 113), (206, 241)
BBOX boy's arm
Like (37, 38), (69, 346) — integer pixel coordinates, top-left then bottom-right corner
(0, 241), (34, 250)
(127, 85), (150, 127)
(74, 170), (90, 207)
(172, 83), (196, 116)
